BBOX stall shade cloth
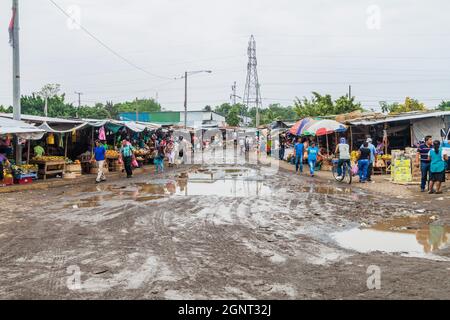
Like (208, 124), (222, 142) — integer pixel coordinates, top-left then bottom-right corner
(37, 122), (89, 134)
(302, 119), (347, 136)
(289, 118), (315, 136)
(412, 117), (445, 145)
(0, 117), (45, 140)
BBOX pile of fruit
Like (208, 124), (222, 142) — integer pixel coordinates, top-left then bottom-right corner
(11, 164), (38, 174)
(134, 149), (150, 156)
(106, 150), (120, 159)
(33, 156), (66, 162)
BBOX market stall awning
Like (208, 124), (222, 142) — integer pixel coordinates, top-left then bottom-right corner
(0, 117), (46, 139)
(289, 118), (316, 136)
(303, 119), (347, 136)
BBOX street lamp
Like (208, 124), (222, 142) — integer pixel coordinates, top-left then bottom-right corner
(178, 70), (212, 129)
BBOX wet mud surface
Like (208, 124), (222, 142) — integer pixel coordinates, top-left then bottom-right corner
(0, 157), (449, 299)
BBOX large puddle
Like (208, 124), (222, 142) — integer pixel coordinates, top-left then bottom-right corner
(64, 166), (274, 208)
(331, 215), (450, 259)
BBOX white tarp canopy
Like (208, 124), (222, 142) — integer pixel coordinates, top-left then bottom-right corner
(411, 117), (446, 145)
(0, 117), (46, 140)
(37, 122), (89, 134)
(0, 114), (162, 134)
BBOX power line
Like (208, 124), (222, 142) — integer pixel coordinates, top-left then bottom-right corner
(47, 0), (173, 80)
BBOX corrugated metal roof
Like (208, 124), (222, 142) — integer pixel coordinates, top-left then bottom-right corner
(348, 111), (450, 126)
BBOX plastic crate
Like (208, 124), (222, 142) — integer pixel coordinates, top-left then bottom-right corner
(13, 172), (38, 180)
(14, 177), (33, 185)
(2, 177), (14, 186)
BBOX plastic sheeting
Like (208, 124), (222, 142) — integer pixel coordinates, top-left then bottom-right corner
(412, 117), (446, 145)
(37, 122), (89, 133)
(0, 117), (45, 140)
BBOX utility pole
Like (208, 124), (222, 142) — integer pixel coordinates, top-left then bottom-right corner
(135, 97), (139, 122)
(75, 91), (82, 108)
(11, 0), (21, 163)
(243, 35), (262, 129)
(181, 70), (212, 130)
(184, 71), (188, 129)
(348, 85), (352, 99)
(74, 91), (82, 118)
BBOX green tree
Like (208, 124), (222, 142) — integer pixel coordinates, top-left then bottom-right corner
(293, 92), (363, 118)
(114, 98), (161, 113)
(437, 101), (450, 111)
(226, 106), (241, 126)
(203, 105), (212, 112)
(380, 97), (427, 114)
(0, 105), (12, 113)
(214, 103), (233, 116)
(104, 101), (118, 119)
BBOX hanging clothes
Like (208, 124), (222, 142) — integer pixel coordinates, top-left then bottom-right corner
(72, 130), (77, 143)
(99, 126), (106, 141)
(47, 133), (55, 145)
(59, 134), (64, 148)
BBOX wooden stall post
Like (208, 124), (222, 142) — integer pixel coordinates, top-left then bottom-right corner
(27, 140), (30, 164)
(64, 133), (69, 172)
(349, 125), (353, 152)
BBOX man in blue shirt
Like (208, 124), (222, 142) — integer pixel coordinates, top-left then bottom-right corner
(307, 142), (321, 177)
(360, 138), (376, 182)
(294, 138), (304, 173)
(94, 140), (107, 183)
(416, 135), (433, 192)
(442, 139), (450, 170)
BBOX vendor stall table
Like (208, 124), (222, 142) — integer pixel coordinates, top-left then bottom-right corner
(31, 160), (65, 180)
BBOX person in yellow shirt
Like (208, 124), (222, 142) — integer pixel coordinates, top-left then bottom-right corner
(34, 144), (45, 157)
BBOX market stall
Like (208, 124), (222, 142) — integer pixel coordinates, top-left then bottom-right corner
(0, 117), (45, 186)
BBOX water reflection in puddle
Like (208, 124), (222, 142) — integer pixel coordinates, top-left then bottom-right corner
(137, 179), (272, 197)
(332, 216), (450, 256)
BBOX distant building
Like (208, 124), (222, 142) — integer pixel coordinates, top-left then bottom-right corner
(119, 111), (226, 128)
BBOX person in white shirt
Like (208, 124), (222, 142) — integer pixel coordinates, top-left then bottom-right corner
(335, 137), (351, 179)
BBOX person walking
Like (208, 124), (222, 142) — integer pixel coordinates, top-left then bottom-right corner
(94, 140), (107, 184)
(165, 139), (176, 167)
(358, 142), (371, 183)
(279, 136), (286, 160)
(154, 145), (165, 174)
(120, 140), (135, 178)
(307, 142), (321, 177)
(360, 138), (376, 182)
(294, 137), (304, 174)
(416, 136), (433, 192)
(428, 140), (448, 194)
(442, 138), (450, 170)
(335, 137), (351, 179)
(178, 136), (187, 164)
(0, 152), (10, 186)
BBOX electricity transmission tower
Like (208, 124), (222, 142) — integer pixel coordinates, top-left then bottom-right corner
(243, 35), (262, 128)
(230, 81), (241, 105)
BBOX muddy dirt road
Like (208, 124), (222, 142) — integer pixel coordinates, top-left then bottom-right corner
(0, 155), (449, 299)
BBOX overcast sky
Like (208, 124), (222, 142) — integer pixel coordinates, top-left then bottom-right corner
(1, 0), (450, 112)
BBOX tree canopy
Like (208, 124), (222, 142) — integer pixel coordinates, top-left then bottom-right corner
(293, 92), (363, 118)
(0, 84), (162, 120)
(380, 97), (427, 114)
(436, 101), (450, 111)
